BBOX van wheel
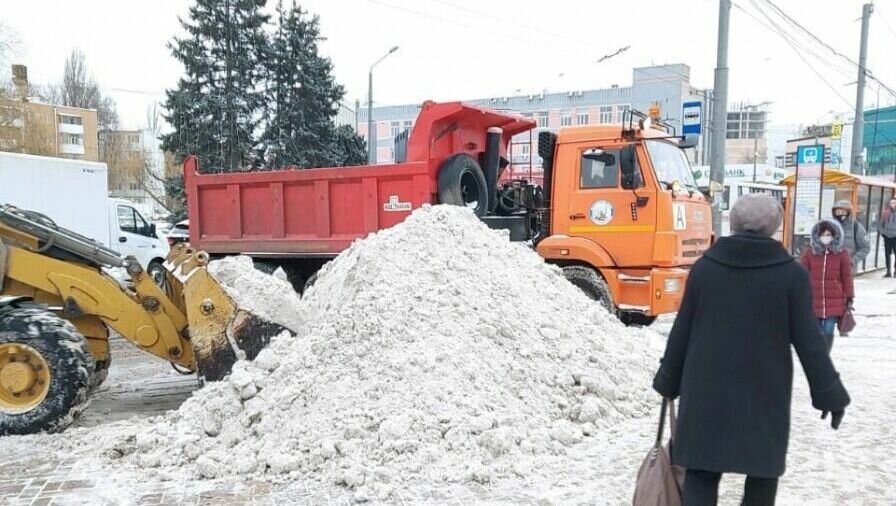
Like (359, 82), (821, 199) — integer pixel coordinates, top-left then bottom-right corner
(438, 154), (489, 217)
(562, 266), (614, 315)
(147, 260), (167, 290)
(0, 308), (94, 435)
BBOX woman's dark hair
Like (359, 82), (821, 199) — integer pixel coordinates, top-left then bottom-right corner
(818, 222), (837, 235)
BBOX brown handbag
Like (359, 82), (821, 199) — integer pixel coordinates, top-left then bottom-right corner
(632, 398), (686, 506)
(838, 308), (856, 334)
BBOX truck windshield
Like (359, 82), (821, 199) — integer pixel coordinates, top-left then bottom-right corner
(645, 140), (698, 191)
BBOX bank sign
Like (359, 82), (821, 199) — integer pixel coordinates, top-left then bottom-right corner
(682, 101), (702, 135)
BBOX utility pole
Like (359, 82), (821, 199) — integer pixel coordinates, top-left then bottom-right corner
(709, 0), (731, 238)
(752, 135), (759, 183)
(367, 46), (399, 164)
(850, 3), (873, 175)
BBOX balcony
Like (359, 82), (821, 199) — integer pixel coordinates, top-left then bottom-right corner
(58, 122), (84, 135)
(60, 143), (85, 155)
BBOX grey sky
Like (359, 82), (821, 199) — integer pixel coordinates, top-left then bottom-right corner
(3, 0), (896, 132)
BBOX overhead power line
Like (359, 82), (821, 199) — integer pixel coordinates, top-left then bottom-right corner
(734, 1), (896, 151)
(360, 0), (620, 62)
(757, 0), (896, 102)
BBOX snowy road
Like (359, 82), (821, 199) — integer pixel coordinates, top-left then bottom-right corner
(1, 276), (894, 505)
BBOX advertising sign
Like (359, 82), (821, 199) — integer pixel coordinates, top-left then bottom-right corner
(792, 145), (825, 252)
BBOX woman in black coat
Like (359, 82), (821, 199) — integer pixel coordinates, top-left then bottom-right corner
(653, 194), (850, 506)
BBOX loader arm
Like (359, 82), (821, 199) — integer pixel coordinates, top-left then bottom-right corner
(4, 243), (195, 369)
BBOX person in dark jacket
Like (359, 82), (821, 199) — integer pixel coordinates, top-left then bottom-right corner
(878, 197), (896, 277)
(800, 219), (854, 350)
(653, 194), (851, 506)
(832, 199), (870, 275)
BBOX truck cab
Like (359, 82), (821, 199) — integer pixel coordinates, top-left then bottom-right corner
(536, 117), (711, 324)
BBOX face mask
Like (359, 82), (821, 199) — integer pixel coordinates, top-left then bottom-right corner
(834, 214), (847, 222)
(820, 235), (834, 246)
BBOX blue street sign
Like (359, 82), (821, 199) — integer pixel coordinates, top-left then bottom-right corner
(682, 101), (702, 135)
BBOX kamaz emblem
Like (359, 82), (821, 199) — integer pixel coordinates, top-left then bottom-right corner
(383, 195), (412, 212)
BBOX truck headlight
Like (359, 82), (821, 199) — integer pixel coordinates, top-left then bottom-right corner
(663, 278), (682, 293)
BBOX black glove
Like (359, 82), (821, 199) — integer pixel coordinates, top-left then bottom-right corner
(822, 409), (845, 430)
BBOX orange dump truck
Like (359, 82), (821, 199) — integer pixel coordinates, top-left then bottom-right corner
(186, 101), (711, 325)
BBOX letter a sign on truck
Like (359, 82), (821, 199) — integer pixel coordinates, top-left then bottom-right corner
(673, 203), (688, 230)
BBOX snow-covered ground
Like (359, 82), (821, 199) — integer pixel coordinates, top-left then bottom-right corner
(1, 276), (894, 505)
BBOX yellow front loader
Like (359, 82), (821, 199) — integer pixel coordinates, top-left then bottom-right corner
(0, 205), (285, 435)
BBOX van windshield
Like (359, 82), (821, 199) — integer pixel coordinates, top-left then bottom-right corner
(645, 140), (698, 191)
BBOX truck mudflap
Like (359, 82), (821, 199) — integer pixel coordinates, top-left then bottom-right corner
(167, 246), (287, 382)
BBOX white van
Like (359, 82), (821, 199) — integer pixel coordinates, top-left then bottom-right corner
(108, 198), (170, 283)
(0, 152), (169, 283)
(720, 180), (786, 239)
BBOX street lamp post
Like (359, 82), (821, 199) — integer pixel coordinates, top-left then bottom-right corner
(367, 46), (399, 164)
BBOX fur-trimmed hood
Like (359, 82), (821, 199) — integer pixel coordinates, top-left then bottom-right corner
(809, 218), (845, 254)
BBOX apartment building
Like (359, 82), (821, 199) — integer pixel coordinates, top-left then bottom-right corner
(99, 129), (167, 219)
(0, 65), (99, 161)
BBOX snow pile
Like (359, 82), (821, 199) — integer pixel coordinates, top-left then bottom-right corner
(109, 205), (656, 501)
(207, 255), (304, 333)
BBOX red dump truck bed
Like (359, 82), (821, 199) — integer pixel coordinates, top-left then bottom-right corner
(184, 157), (432, 255)
(185, 101), (534, 256)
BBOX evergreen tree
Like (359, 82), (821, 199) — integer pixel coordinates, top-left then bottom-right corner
(262, 1), (365, 168)
(161, 0), (269, 173)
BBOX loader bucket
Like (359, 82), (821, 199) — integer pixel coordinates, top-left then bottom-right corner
(169, 246), (286, 382)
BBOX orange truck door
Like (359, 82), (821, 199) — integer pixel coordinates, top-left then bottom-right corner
(565, 143), (657, 267)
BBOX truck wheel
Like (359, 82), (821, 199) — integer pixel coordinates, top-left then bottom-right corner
(0, 308), (94, 435)
(562, 266), (615, 315)
(438, 154), (489, 217)
(620, 313), (657, 327)
(252, 259), (278, 274)
(303, 272), (319, 294)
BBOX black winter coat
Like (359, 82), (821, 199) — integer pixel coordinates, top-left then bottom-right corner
(653, 233), (850, 478)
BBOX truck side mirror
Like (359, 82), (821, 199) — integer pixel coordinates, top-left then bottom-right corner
(620, 144), (641, 190)
(148, 223), (157, 237)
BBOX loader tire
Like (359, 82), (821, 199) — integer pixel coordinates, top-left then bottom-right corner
(0, 308), (94, 435)
(562, 266), (615, 316)
(438, 154), (489, 217)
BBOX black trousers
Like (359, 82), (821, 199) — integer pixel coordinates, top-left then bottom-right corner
(884, 236), (896, 273)
(683, 469), (778, 506)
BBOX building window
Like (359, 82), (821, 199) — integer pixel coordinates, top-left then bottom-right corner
(599, 106), (613, 124)
(521, 144), (530, 155)
(560, 110), (572, 127)
(536, 111), (548, 128)
(390, 121), (400, 138)
(576, 112), (589, 125)
(61, 133), (83, 145)
(403, 120), (413, 132)
(58, 115), (83, 125)
(616, 104), (631, 123)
